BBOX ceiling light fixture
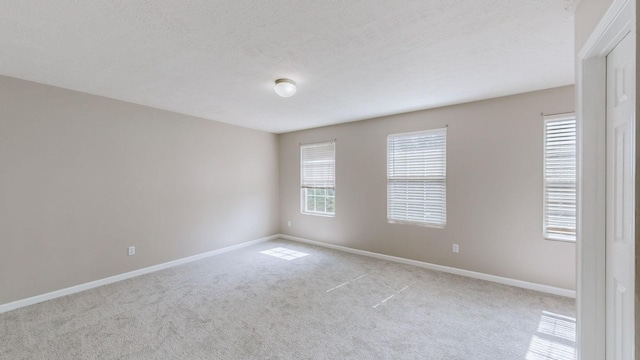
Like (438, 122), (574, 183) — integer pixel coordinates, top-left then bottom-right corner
(274, 78), (297, 97)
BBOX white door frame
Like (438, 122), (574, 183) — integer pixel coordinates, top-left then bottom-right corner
(576, 0), (636, 359)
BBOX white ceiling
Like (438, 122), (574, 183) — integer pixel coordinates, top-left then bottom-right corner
(0, 1), (574, 134)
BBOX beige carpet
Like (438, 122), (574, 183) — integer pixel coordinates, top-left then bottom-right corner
(0, 239), (575, 359)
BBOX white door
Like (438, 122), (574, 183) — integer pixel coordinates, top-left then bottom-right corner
(605, 31), (636, 360)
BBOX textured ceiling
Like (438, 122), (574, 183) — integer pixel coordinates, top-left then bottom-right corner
(0, 1), (574, 133)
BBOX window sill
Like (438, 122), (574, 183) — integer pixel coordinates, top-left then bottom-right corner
(301, 211), (335, 218)
(388, 219), (445, 229)
(544, 235), (576, 243)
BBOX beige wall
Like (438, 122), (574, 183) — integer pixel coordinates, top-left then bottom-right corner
(279, 86), (576, 290)
(575, 0), (614, 52)
(0, 74), (576, 305)
(0, 75), (279, 305)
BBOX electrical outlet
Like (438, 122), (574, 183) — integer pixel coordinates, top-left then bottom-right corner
(288, 221), (292, 227)
(452, 244), (459, 253)
(128, 246), (136, 256)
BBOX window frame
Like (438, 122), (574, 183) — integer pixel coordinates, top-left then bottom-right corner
(387, 127), (447, 228)
(300, 141), (336, 217)
(542, 113), (577, 242)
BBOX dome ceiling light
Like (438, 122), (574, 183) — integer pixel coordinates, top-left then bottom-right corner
(274, 78), (297, 97)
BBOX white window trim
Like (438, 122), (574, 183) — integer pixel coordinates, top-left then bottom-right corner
(300, 141), (336, 217)
(542, 112), (577, 242)
(300, 188), (336, 217)
(387, 127), (447, 228)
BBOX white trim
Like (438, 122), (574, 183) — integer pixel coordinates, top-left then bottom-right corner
(542, 113), (577, 242)
(279, 234), (576, 298)
(386, 126), (447, 139)
(542, 112), (577, 121)
(578, 0), (633, 59)
(0, 235), (278, 314)
(576, 0), (635, 359)
(387, 127), (447, 227)
(300, 141), (336, 216)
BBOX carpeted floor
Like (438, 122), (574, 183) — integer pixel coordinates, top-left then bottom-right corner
(0, 239), (576, 360)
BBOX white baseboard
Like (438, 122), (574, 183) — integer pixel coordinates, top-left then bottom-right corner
(1, 232), (574, 314)
(0, 234), (279, 314)
(278, 234), (576, 298)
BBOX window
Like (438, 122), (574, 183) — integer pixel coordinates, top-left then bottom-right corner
(387, 128), (447, 227)
(301, 141), (335, 216)
(543, 113), (576, 241)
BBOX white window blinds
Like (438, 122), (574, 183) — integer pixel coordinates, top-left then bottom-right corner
(387, 128), (447, 227)
(543, 114), (576, 241)
(301, 142), (335, 190)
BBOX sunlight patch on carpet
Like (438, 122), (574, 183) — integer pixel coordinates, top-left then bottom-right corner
(536, 311), (576, 342)
(526, 311), (576, 360)
(326, 274), (368, 293)
(260, 247), (309, 260)
(373, 282), (415, 308)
